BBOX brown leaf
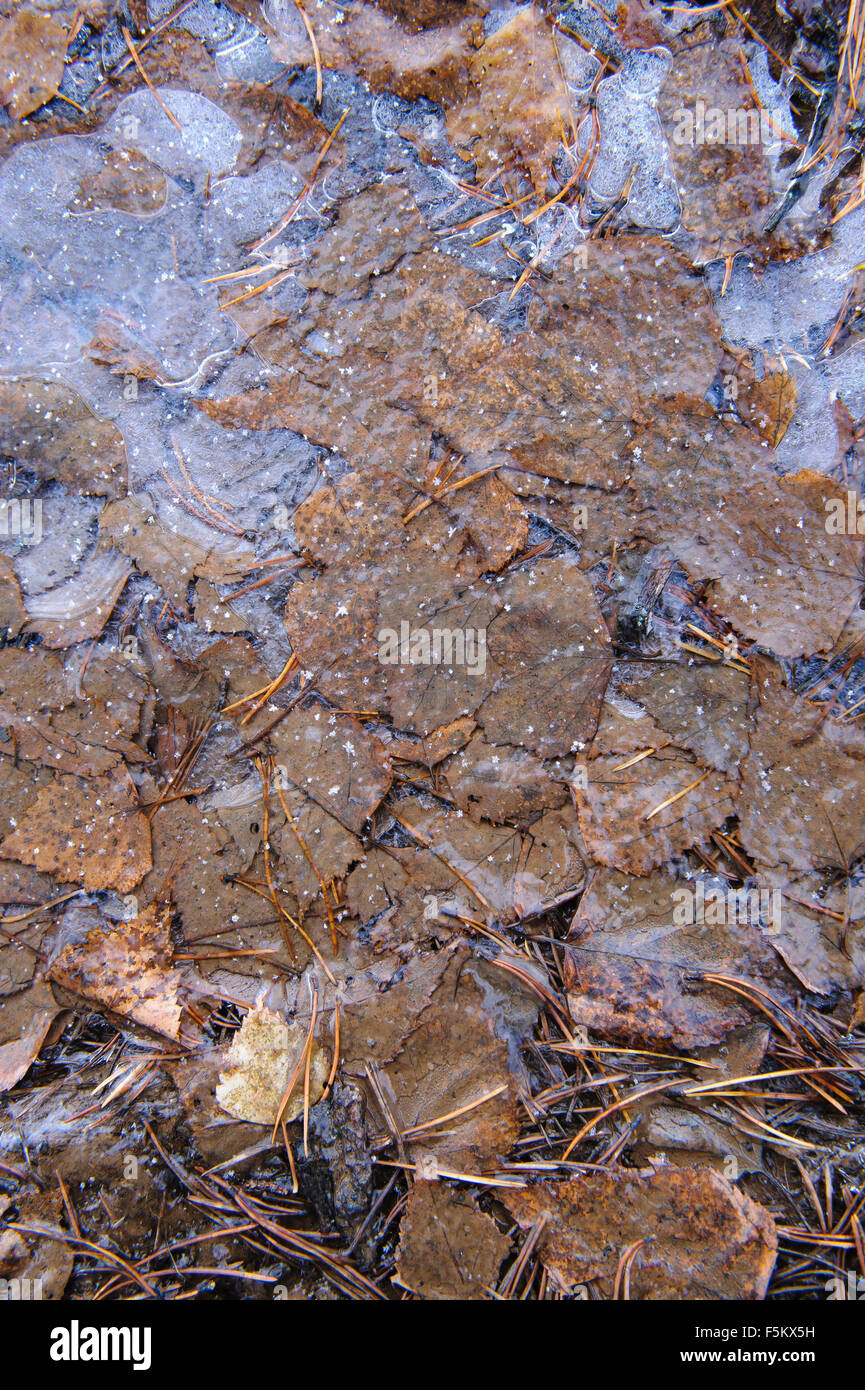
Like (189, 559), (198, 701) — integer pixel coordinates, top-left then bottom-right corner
(0, 771), (152, 894)
(345, 843), (475, 946)
(49, 902), (180, 1038)
(446, 8), (571, 194)
(267, 1), (482, 105)
(396, 1182), (509, 1298)
(573, 747), (737, 876)
(0, 10), (67, 119)
(100, 495), (253, 616)
(201, 235), (720, 491)
(634, 416), (862, 658)
(398, 798), (585, 924)
(270, 707), (392, 835)
(656, 37), (773, 264)
(503, 1168), (777, 1298)
(275, 778), (363, 909)
(0, 981), (59, 1094)
(759, 866), (865, 995)
(440, 733), (569, 824)
(73, 146), (167, 216)
(565, 868), (791, 1048)
(738, 673), (865, 874)
(618, 659), (751, 774)
(380, 969), (519, 1169)
(737, 361), (798, 447)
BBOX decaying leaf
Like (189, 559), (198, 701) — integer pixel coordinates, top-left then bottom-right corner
(396, 1182), (509, 1298)
(0, 770), (152, 893)
(737, 360), (798, 447)
(73, 146), (167, 216)
(0, 555), (26, 638)
(440, 733), (569, 824)
(49, 902), (180, 1039)
(446, 7), (572, 194)
(566, 868), (792, 1048)
(656, 36), (774, 264)
(216, 999), (328, 1125)
(379, 969), (519, 1170)
(0, 981), (60, 1095)
(572, 747), (737, 876)
(266, 0), (483, 105)
(738, 672), (865, 874)
(270, 707), (392, 835)
(618, 660), (751, 775)
(759, 866), (865, 996)
(100, 495), (253, 615)
(0, 9), (67, 119)
(397, 798), (585, 924)
(504, 1168), (777, 1298)
(632, 417), (862, 658)
(0, 378), (128, 499)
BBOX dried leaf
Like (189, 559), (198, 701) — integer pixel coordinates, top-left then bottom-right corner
(215, 999), (327, 1125)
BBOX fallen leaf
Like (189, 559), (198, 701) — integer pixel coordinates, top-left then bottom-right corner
(446, 7), (572, 194)
(0, 555), (26, 638)
(396, 1181), (509, 1298)
(0, 9), (67, 119)
(398, 797), (585, 924)
(0, 770), (152, 894)
(565, 868), (792, 1048)
(737, 360), (798, 447)
(49, 902), (180, 1038)
(619, 659), (751, 774)
(0, 982), (60, 1094)
(440, 733), (569, 824)
(23, 549), (131, 649)
(738, 671), (865, 874)
(504, 1168), (777, 1298)
(379, 968), (519, 1169)
(759, 866), (865, 995)
(573, 747), (737, 876)
(215, 998), (328, 1125)
(270, 707), (392, 835)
